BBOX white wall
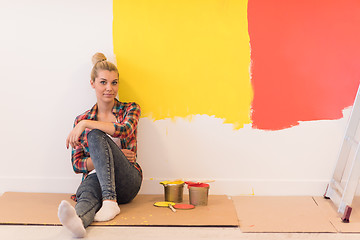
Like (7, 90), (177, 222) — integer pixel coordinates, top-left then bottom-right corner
(0, 0), (349, 196)
(0, 0), (115, 194)
(138, 111), (348, 196)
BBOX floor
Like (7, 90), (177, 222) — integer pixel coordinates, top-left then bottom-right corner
(1, 225), (360, 240)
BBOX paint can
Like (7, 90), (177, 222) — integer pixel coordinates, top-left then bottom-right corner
(188, 183), (210, 206)
(160, 181), (185, 203)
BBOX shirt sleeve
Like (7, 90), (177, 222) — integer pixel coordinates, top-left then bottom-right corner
(71, 147), (89, 174)
(70, 119), (89, 174)
(112, 102), (141, 138)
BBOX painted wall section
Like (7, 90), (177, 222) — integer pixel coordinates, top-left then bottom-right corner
(249, 0), (360, 130)
(113, 0), (252, 129)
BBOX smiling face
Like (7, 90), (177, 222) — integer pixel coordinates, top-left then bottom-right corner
(91, 70), (119, 104)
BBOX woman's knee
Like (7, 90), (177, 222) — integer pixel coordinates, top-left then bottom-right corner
(87, 129), (106, 145)
(76, 175), (102, 200)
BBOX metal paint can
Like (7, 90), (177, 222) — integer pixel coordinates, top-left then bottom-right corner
(188, 183), (210, 206)
(161, 181), (185, 203)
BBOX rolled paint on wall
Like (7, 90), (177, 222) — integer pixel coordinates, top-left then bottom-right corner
(249, 0), (360, 130)
(114, 0), (360, 131)
(113, 0), (252, 129)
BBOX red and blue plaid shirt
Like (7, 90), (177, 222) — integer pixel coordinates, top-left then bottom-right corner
(71, 99), (142, 181)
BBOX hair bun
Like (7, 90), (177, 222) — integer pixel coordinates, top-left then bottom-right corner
(92, 52), (107, 65)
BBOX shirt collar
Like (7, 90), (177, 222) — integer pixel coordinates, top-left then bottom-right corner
(112, 98), (121, 114)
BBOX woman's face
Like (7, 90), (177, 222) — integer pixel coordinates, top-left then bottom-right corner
(91, 70), (119, 104)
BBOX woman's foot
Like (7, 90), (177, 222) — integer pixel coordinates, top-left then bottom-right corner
(58, 200), (86, 238)
(94, 200), (120, 222)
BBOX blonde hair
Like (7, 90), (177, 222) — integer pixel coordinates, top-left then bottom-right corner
(90, 52), (119, 82)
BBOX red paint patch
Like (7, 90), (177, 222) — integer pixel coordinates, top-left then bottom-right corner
(185, 182), (210, 189)
(173, 204), (195, 210)
(249, 0), (360, 130)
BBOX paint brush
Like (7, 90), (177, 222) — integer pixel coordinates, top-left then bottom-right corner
(154, 201), (176, 213)
(198, 180), (215, 183)
(185, 180), (215, 185)
(168, 204), (176, 213)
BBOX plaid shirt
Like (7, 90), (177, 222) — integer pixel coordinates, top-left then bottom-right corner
(71, 99), (142, 180)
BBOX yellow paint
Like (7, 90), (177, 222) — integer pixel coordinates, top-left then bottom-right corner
(238, 188), (255, 196)
(113, 0), (252, 129)
(160, 180), (184, 185)
(154, 201), (176, 207)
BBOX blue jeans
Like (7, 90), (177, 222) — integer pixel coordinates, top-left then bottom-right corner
(74, 129), (142, 228)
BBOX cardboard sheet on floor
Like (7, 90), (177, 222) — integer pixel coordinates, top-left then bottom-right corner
(0, 192), (238, 227)
(0, 192), (73, 225)
(232, 196), (337, 233)
(314, 196), (360, 233)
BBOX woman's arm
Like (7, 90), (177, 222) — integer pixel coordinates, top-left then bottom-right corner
(112, 102), (140, 138)
(66, 120), (115, 149)
(86, 157), (95, 171)
(84, 150), (135, 167)
(68, 120), (115, 172)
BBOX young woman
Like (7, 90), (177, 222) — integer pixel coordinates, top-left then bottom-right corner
(58, 53), (142, 238)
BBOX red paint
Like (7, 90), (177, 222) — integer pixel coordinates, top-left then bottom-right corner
(174, 204), (195, 210)
(185, 182), (210, 189)
(249, 0), (360, 130)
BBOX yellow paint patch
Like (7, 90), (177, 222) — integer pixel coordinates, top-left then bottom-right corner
(154, 201), (176, 207)
(113, 0), (252, 129)
(160, 180), (184, 185)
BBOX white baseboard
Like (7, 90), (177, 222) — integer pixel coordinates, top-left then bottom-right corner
(0, 177), (330, 196)
(0, 176), (82, 195)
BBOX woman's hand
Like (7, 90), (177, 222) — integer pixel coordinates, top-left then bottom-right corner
(66, 120), (87, 149)
(121, 149), (136, 163)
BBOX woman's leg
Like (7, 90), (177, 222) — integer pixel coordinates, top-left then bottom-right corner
(58, 201), (85, 238)
(111, 140), (142, 204)
(75, 173), (103, 227)
(58, 174), (102, 238)
(88, 129), (117, 201)
(87, 129), (142, 220)
(87, 129), (120, 222)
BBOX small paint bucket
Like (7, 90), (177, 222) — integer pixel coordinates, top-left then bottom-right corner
(188, 183), (210, 206)
(160, 181), (185, 203)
